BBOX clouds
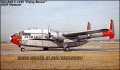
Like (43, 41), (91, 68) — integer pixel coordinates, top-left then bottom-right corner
(1, 1), (119, 41)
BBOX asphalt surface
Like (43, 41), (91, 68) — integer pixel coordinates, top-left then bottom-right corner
(1, 47), (119, 55)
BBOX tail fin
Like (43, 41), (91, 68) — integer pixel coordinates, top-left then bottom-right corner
(109, 20), (115, 34)
(87, 22), (91, 30)
(108, 20), (115, 39)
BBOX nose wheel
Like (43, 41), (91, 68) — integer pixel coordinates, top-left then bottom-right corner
(21, 48), (25, 52)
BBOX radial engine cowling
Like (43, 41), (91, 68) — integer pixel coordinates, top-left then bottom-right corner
(50, 30), (64, 41)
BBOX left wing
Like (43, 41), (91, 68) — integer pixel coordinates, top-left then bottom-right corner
(62, 29), (109, 37)
(62, 20), (115, 39)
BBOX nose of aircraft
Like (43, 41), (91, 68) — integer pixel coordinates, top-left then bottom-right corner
(10, 34), (21, 46)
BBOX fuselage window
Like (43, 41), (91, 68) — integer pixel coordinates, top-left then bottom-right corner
(24, 35), (31, 38)
(23, 33), (31, 38)
(24, 33), (31, 36)
(31, 36), (33, 38)
(33, 36), (41, 39)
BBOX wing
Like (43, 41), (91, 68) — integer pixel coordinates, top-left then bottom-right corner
(62, 29), (115, 39)
(63, 20), (115, 39)
(62, 29), (109, 37)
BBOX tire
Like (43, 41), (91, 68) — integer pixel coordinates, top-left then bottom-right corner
(64, 47), (70, 51)
(43, 47), (49, 51)
(21, 48), (25, 52)
(63, 44), (70, 52)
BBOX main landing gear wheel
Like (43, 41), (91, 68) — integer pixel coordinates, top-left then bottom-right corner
(21, 48), (25, 52)
(64, 47), (70, 52)
(63, 44), (70, 52)
(43, 47), (49, 51)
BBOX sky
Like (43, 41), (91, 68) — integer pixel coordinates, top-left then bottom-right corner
(1, 1), (119, 42)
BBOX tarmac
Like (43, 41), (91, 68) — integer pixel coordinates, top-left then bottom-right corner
(1, 47), (119, 55)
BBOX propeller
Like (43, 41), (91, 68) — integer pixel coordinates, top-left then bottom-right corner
(48, 25), (51, 38)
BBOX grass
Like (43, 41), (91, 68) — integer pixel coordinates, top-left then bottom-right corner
(1, 42), (120, 69)
(1, 51), (119, 69)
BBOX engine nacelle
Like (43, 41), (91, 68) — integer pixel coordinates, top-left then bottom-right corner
(50, 30), (64, 41)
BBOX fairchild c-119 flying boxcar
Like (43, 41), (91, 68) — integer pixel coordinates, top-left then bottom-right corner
(10, 20), (115, 51)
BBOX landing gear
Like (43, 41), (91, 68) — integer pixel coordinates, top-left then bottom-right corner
(64, 47), (70, 51)
(19, 45), (25, 52)
(63, 43), (70, 52)
(21, 48), (25, 52)
(43, 47), (49, 51)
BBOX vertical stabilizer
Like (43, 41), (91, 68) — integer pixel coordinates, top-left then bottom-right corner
(102, 20), (115, 39)
(108, 20), (115, 39)
(87, 22), (91, 30)
(109, 20), (115, 34)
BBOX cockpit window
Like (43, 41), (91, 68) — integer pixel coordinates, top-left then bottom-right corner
(14, 33), (19, 35)
(19, 31), (24, 35)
